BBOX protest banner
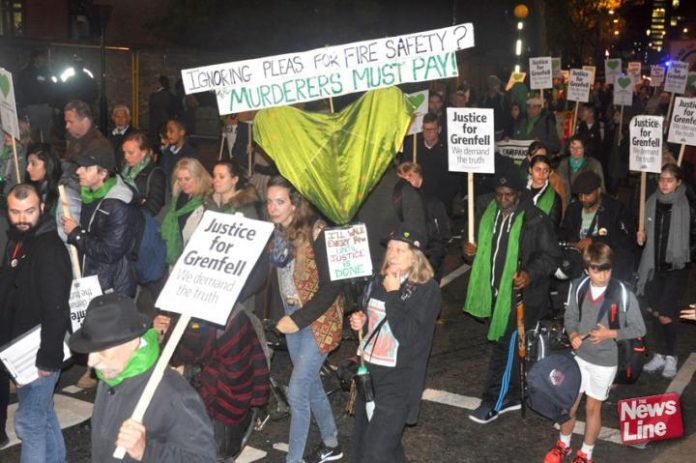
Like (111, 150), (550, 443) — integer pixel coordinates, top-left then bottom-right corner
(650, 65), (665, 87)
(113, 211), (273, 459)
(567, 69), (592, 133)
(0, 67), (22, 181)
(68, 275), (102, 333)
(181, 24), (474, 114)
(447, 107), (494, 243)
(630, 115), (663, 235)
(406, 89), (429, 136)
(618, 393), (683, 445)
(0, 326), (71, 386)
(551, 57), (562, 79)
(664, 61), (688, 94)
(495, 139), (534, 166)
(505, 71), (526, 91)
(613, 74), (634, 107)
(529, 57), (552, 91)
(325, 223), (372, 281)
(604, 58), (622, 85)
(627, 61), (642, 79)
(667, 97), (696, 166)
(582, 65), (596, 85)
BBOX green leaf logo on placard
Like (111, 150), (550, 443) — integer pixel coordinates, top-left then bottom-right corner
(513, 73), (524, 81)
(617, 77), (632, 89)
(607, 60), (620, 71)
(408, 93), (425, 109)
(0, 74), (10, 99)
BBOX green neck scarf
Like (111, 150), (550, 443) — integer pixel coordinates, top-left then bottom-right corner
(161, 194), (203, 264)
(525, 114), (540, 136)
(81, 176), (117, 204)
(0, 145), (10, 161)
(121, 157), (151, 188)
(96, 329), (160, 387)
(569, 156), (584, 173)
(464, 200), (525, 341)
(535, 182), (556, 216)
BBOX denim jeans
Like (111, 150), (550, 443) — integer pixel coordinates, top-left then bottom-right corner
(15, 371), (65, 463)
(285, 309), (338, 463)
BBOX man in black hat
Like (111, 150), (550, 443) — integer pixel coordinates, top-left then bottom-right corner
(0, 183), (71, 459)
(559, 170), (634, 280)
(69, 293), (216, 462)
(463, 163), (560, 424)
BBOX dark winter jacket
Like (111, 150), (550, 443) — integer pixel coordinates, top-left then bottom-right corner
(0, 215), (71, 371)
(512, 114), (561, 154)
(68, 176), (140, 296)
(131, 162), (167, 217)
(159, 142), (198, 185)
(91, 366), (216, 462)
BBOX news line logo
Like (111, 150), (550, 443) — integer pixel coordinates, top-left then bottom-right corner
(617, 392), (684, 445)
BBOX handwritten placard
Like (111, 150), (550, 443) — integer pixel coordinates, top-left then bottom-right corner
(325, 223), (373, 281)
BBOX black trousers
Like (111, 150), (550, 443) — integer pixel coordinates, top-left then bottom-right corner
(481, 317), (522, 410)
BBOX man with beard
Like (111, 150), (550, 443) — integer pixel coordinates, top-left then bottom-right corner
(463, 164), (560, 424)
(0, 184), (71, 461)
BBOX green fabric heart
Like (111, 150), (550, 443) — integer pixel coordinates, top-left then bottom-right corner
(253, 87), (415, 224)
(0, 74), (11, 99)
(617, 76), (632, 89)
(408, 93), (425, 108)
(607, 60), (620, 71)
(687, 72), (696, 90)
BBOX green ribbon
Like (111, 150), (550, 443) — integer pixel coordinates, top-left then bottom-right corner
(121, 156), (151, 189)
(96, 329), (160, 387)
(160, 194), (203, 264)
(80, 176), (117, 204)
(464, 201), (525, 341)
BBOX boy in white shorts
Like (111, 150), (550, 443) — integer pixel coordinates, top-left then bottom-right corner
(545, 242), (646, 463)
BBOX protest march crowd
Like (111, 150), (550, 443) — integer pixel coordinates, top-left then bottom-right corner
(0, 37), (696, 463)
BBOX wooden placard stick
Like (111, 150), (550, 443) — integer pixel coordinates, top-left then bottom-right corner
(677, 144), (686, 167)
(247, 123), (253, 177)
(572, 102), (579, 135)
(58, 185), (82, 279)
(617, 106), (624, 147)
(664, 93), (675, 135)
(328, 97), (334, 114)
(467, 173), (475, 244)
(638, 171), (647, 235)
(412, 133), (417, 163)
(11, 136), (20, 183)
(217, 135), (225, 161)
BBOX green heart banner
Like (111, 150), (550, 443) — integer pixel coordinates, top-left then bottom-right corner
(254, 87), (415, 224)
(617, 76), (632, 89)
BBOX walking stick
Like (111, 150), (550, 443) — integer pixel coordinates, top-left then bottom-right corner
(515, 268), (527, 419)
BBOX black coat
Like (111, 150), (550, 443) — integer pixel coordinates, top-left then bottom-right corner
(132, 162), (167, 217)
(108, 125), (139, 171)
(0, 216), (71, 371)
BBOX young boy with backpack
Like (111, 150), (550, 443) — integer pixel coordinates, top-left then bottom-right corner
(545, 242), (645, 463)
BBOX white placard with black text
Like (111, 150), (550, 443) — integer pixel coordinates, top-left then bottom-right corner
(629, 116), (663, 173)
(446, 108), (494, 173)
(667, 97), (696, 146)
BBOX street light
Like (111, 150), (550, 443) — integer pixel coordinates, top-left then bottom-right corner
(513, 4), (528, 71)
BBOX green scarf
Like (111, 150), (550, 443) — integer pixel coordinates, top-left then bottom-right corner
(569, 156), (584, 173)
(535, 182), (556, 216)
(161, 194), (203, 264)
(121, 157), (151, 189)
(464, 201), (525, 341)
(80, 176), (117, 204)
(525, 114), (540, 136)
(0, 145), (10, 161)
(96, 329), (160, 387)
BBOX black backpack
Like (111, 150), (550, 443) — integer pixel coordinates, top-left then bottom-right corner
(392, 179), (449, 254)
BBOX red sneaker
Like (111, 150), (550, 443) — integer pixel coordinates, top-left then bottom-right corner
(544, 440), (571, 463)
(571, 450), (593, 463)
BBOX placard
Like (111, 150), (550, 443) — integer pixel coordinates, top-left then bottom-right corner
(0, 67), (20, 140)
(618, 393), (683, 445)
(582, 65), (596, 85)
(627, 61), (642, 79)
(664, 61), (689, 94)
(552, 58), (562, 79)
(325, 223), (372, 281)
(156, 212), (274, 326)
(629, 115), (663, 173)
(446, 108), (494, 173)
(406, 90), (429, 135)
(0, 325), (71, 386)
(181, 25), (475, 114)
(505, 71), (526, 91)
(605, 58), (622, 85)
(613, 74), (634, 107)
(667, 97), (696, 146)
(650, 65), (665, 87)
(687, 72), (696, 92)
(567, 69), (592, 103)
(68, 275), (103, 333)
(529, 57), (553, 90)
(495, 139), (534, 166)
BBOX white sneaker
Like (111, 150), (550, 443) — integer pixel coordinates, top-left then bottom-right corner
(643, 353), (665, 373)
(662, 356), (678, 379)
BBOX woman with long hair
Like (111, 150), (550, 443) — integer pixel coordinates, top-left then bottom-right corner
(24, 142), (61, 215)
(266, 176), (344, 463)
(349, 225), (441, 463)
(637, 163), (696, 379)
(120, 131), (166, 217)
(527, 155), (562, 230)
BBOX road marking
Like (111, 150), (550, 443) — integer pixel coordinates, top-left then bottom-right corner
(440, 263), (470, 288)
(2, 394), (93, 449)
(236, 446), (268, 462)
(62, 385), (83, 394)
(272, 442), (289, 452)
(422, 388), (625, 446)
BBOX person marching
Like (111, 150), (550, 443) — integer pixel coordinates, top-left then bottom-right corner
(526, 154), (562, 231)
(637, 163), (696, 379)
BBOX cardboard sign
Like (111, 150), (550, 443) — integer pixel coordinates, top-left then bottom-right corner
(605, 58), (622, 85)
(406, 90), (429, 135)
(567, 69), (592, 103)
(495, 139), (534, 166)
(68, 275), (103, 333)
(613, 74), (634, 107)
(156, 212), (273, 326)
(325, 223), (372, 281)
(582, 65), (596, 85)
(181, 25), (475, 114)
(0, 67), (20, 140)
(650, 65), (665, 87)
(529, 57), (553, 90)
(664, 61), (689, 94)
(552, 58), (562, 79)
(505, 71), (526, 91)
(618, 393), (683, 445)
(446, 108), (494, 173)
(667, 97), (696, 146)
(627, 61), (642, 79)
(629, 115), (663, 173)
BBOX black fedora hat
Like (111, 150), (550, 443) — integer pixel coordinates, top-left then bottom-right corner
(69, 293), (150, 353)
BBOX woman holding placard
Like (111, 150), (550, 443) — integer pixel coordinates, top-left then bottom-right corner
(349, 225), (441, 463)
(637, 163), (696, 379)
(265, 176), (344, 463)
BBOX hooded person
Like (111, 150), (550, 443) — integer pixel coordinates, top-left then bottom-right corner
(68, 293), (216, 462)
